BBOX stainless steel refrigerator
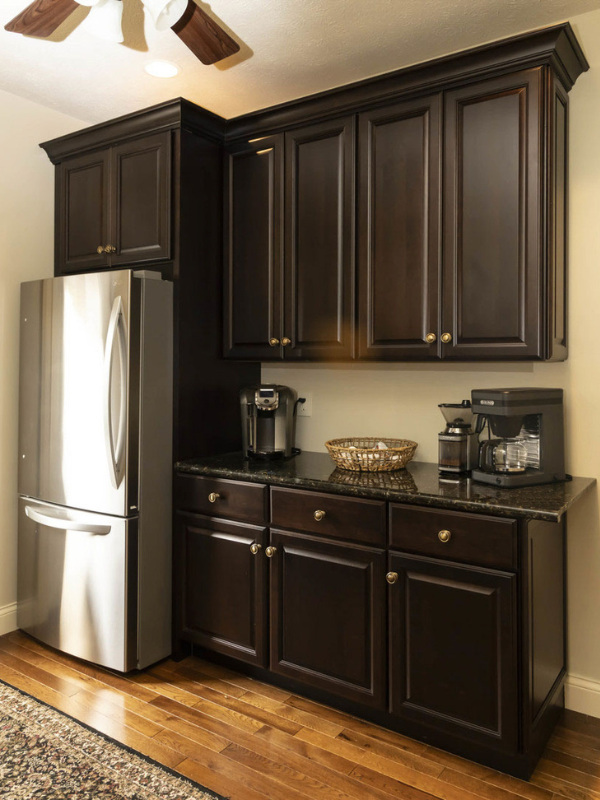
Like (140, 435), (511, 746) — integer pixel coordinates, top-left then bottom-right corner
(17, 269), (173, 672)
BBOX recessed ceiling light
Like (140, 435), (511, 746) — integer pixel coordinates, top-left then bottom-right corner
(144, 60), (179, 78)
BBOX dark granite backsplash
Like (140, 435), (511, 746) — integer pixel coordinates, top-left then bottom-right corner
(175, 451), (595, 522)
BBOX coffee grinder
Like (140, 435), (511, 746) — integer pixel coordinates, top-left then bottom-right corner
(471, 387), (566, 487)
(240, 384), (298, 459)
(438, 400), (479, 475)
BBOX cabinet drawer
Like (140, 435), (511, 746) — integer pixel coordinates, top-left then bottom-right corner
(390, 504), (517, 570)
(175, 474), (267, 524)
(271, 487), (385, 546)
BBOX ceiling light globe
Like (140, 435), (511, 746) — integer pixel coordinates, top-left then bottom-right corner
(144, 60), (180, 78)
(141, 0), (188, 32)
(81, 0), (124, 43)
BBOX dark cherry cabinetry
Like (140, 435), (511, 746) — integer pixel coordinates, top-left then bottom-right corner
(358, 95), (442, 360)
(222, 24), (586, 362)
(174, 470), (568, 778)
(269, 529), (386, 707)
(388, 553), (518, 752)
(56, 132), (171, 273)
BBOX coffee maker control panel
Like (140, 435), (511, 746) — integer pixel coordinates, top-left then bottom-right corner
(255, 387), (279, 411)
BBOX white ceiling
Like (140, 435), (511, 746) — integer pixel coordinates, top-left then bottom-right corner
(1, 0), (599, 125)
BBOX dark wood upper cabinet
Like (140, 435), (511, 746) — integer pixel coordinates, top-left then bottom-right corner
(57, 150), (111, 272)
(284, 117), (356, 359)
(224, 135), (284, 359)
(56, 132), (171, 273)
(442, 69), (544, 359)
(111, 133), (171, 266)
(358, 95), (442, 360)
(389, 552), (518, 753)
(270, 529), (386, 707)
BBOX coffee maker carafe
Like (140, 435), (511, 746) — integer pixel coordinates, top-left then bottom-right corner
(240, 384), (298, 459)
(471, 388), (566, 487)
(438, 400), (478, 474)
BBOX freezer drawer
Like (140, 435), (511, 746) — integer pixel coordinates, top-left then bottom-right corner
(17, 497), (138, 672)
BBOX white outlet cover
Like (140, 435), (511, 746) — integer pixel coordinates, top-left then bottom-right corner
(297, 393), (313, 417)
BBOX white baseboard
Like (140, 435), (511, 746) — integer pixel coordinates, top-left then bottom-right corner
(565, 673), (600, 718)
(0, 602), (17, 636)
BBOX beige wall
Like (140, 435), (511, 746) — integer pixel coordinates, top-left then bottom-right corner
(0, 89), (84, 633)
(264, 7), (600, 715)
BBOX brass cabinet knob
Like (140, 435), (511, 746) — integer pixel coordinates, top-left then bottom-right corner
(314, 510), (326, 522)
(386, 572), (399, 585)
(265, 546), (277, 558)
(281, 337), (291, 346)
(250, 543), (262, 555)
(106, 245), (116, 254)
(425, 333), (437, 343)
(441, 332), (452, 344)
(97, 246), (105, 255)
(269, 338), (280, 347)
(438, 529), (451, 543)
(208, 492), (220, 503)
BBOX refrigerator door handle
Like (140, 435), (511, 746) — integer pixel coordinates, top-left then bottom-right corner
(103, 296), (128, 490)
(24, 505), (112, 535)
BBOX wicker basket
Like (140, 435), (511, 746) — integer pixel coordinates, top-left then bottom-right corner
(325, 437), (418, 472)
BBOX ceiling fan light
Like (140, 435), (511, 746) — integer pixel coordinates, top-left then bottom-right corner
(142, 0), (187, 32)
(75, 0), (102, 7)
(81, 0), (123, 42)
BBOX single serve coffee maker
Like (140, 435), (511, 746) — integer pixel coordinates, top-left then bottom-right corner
(471, 387), (566, 487)
(240, 384), (298, 459)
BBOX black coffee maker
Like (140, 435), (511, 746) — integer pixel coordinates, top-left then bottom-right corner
(471, 388), (566, 487)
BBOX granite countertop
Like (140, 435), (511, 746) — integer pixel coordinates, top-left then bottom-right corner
(175, 451), (596, 522)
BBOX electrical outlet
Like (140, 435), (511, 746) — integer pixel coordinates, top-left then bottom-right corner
(297, 393), (313, 417)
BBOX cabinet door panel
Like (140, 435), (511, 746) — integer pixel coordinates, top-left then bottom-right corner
(284, 118), (355, 359)
(57, 150), (110, 273)
(176, 512), (268, 667)
(224, 136), (283, 359)
(389, 553), (518, 752)
(111, 132), (171, 265)
(358, 96), (441, 359)
(270, 529), (385, 707)
(443, 69), (542, 359)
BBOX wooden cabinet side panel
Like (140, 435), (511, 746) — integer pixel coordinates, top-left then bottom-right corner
(358, 95), (442, 360)
(224, 136), (284, 359)
(443, 68), (543, 359)
(284, 117), (356, 359)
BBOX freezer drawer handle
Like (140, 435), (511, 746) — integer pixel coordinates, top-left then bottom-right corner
(103, 296), (128, 490)
(24, 505), (112, 535)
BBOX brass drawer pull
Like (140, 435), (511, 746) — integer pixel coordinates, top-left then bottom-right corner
(314, 510), (326, 522)
(282, 337), (291, 346)
(208, 492), (220, 503)
(269, 338), (280, 347)
(425, 333), (437, 343)
(441, 332), (452, 344)
(265, 546), (277, 558)
(250, 543), (261, 555)
(438, 529), (451, 543)
(386, 572), (398, 585)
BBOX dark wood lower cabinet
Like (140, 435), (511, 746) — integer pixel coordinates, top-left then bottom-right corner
(389, 552), (518, 752)
(176, 512), (268, 667)
(269, 529), (386, 708)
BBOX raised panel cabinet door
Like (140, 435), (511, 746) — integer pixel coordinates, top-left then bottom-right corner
(358, 95), (442, 359)
(389, 553), (518, 752)
(111, 132), (172, 266)
(269, 529), (386, 708)
(57, 150), (111, 273)
(224, 136), (284, 359)
(284, 117), (356, 359)
(176, 512), (268, 667)
(443, 68), (543, 359)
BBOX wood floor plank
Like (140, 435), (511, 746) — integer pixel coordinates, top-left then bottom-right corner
(530, 769), (600, 800)
(256, 723), (357, 775)
(164, 661), (248, 698)
(296, 726), (372, 762)
(0, 644), (82, 698)
(188, 657), (294, 702)
(348, 762), (441, 800)
(177, 755), (301, 800)
(338, 727), (443, 775)
(535, 758), (600, 794)
(240, 688), (345, 736)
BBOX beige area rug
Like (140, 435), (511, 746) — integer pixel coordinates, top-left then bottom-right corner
(0, 679), (224, 799)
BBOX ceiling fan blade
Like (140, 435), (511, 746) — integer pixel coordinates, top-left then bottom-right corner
(5, 0), (79, 36)
(171, 0), (240, 65)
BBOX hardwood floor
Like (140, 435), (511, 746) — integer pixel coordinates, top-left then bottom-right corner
(0, 630), (599, 800)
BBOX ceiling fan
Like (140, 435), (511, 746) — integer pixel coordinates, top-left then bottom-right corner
(4, 0), (240, 65)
